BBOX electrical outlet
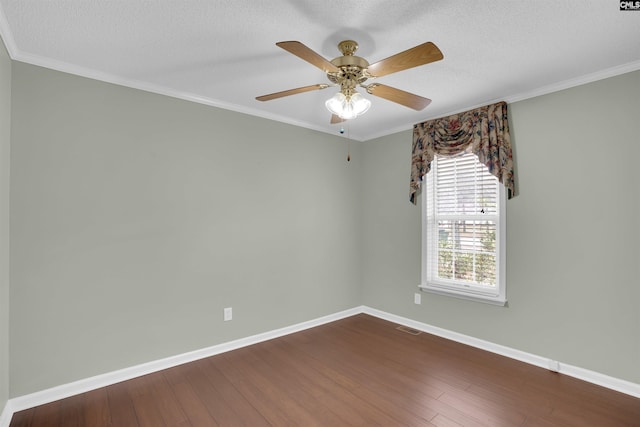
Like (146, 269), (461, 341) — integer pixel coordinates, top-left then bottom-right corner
(414, 293), (421, 305)
(224, 307), (232, 321)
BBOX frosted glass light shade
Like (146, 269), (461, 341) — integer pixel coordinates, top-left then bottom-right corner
(325, 92), (346, 116)
(325, 91), (371, 119)
(349, 93), (371, 117)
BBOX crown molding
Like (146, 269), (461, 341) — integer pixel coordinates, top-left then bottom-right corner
(3, 20), (639, 144)
(366, 59), (640, 141)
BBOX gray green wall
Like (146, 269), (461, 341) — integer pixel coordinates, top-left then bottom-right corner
(362, 70), (640, 383)
(5, 58), (640, 399)
(9, 62), (362, 396)
(0, 36), (11, 413)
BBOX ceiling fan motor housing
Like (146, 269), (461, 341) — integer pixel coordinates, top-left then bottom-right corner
(328, 40), (370, 98)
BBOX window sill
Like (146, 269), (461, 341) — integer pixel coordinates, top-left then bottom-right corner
(419, 284), (507, 306)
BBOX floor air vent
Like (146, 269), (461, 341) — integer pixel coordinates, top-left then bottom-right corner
(396, 325), (422, 335)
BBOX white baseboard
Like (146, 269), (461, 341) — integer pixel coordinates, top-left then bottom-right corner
(0, 403), (12, 427)
(2, 304), (638, 427)
(362, 306), (640, 399)
(0, 306), (363, 427)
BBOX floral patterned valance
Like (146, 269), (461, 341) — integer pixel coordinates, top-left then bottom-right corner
(410, 101), (515, 204)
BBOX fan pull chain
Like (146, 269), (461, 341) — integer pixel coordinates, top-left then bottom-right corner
(343, 123), (351, 162)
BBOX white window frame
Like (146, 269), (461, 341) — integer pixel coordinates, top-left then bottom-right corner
(420, 153), (507, 306)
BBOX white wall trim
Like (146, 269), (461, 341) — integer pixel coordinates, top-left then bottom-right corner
(2, 18), (639, 144)
(0, 306), (363, 427)
(364, 59), (640, 142)
(362, 306), (640, 399)
(2, 305), (638, 427)
(3, 49), (362, 141)
(0, 403), (12, 427)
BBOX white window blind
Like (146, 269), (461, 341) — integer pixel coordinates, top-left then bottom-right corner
(422, 152), (506, 305)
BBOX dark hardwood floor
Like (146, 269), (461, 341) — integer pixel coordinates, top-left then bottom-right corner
(9, 314), (640, 426)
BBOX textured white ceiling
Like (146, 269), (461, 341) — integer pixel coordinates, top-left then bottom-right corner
(1, 1), (639, 141)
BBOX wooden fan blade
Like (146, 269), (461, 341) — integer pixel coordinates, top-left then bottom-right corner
(366, 42), (443, 77)
(276, 41), (339, 73)
(256, 84), (329, 101)
(330, 114), (346, 124)
(366, 84), (431, 110)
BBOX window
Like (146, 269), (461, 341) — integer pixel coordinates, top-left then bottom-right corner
(421, 152), (506, 305)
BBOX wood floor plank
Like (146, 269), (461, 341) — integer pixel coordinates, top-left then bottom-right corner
(125, 376), (167, 427)
(438, 391), (526, 426)
(180, 360), (244, 426)
(282, 327), (440, 425)
(465, 382), (554, 419)
(523, 375), (640, 425)
(224, 346), (348, 426)
(196, 358), (270, 426)
(431, 413), (465, 427)
(163, 366), (219, 427)
(240, 344), (368, 426)
(520, 415), (561, 427)
(6, 409), (33, 427)
(57, 395), (85, 427)
(9, 314), (640, 427)
(258, 339), (383, 425)
(325, 322), (452, 399)
(260, 338), (401, 426)
(289, 325), (482, 427)
(145, 373), (190, 426)
(82, 388), (111, 427)
(324, 318), (474, 391)
(27, 401), (60, 427)
(214, 351), (319, 426)
(106, 381), (140, 427)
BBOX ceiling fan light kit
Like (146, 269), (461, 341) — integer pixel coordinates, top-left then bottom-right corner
(325, 91), (371, 119)
(257, 39), (443, 123)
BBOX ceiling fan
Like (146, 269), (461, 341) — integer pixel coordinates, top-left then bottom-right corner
(256, 39), (443, 123)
